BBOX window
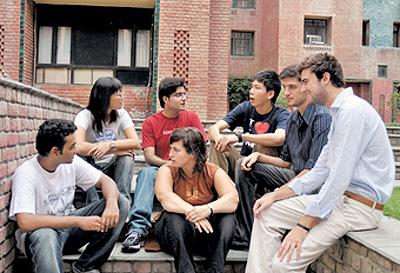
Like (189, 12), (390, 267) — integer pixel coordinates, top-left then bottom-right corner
(231, 31), (254, 56)
(362, 20), (370, 46)
(35, 5), (152, 86)
(394, 23), (400, 47)
(378, 65), (388, 78)
(232, 0), (255, 8)
(304, 18), (329, 45)
(37, 27), (150, 85)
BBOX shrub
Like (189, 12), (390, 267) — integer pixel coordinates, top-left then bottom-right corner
(227, 77), (252, 110)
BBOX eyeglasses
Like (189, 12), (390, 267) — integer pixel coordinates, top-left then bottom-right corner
(171, 92), (188, 99)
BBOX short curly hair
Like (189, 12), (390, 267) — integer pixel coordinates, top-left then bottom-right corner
(36, 119), (77, 156)
(298, 53), (345, 88)
(169, 127), (207, 173)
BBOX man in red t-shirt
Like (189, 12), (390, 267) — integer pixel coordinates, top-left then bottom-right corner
(122, 77), (207, 253)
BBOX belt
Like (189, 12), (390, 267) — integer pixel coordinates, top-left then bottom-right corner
(344, 191), (384, 211)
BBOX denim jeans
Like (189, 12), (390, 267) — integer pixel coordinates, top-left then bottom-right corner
(86, 155), (134, 204)
(127, 165), (158, 236)
(25, 196), (129, 273)
(155, 212), (235, 273)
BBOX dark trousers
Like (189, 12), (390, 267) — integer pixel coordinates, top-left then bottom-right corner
(232, 162), (296, 248)
(154, 212), (235, 273)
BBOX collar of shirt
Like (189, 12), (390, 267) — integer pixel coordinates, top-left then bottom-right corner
(293, 104), (316, 126)
(331, 87), (354, 110)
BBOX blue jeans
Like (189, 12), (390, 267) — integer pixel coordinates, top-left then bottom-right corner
(86, 155), (134, 204)
(25, 196), (129, 273)
(127, 166), (158, 236)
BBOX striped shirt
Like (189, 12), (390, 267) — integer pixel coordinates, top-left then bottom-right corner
(280, 104), (331, 173)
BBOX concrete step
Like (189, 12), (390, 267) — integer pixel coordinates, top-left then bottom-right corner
(389, 134), (400, 147)
(15, 244), (248, 273)
(386, 126), (400, 135)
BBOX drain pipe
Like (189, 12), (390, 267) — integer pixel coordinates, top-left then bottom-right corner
(18, 0), (26, 82)
(151, 0), (160, 114)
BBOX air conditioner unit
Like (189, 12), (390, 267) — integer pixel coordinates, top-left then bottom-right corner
(306, 35), (324, 45)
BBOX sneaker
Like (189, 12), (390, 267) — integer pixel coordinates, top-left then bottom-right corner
(121, 231), (144, 253)
(71, 262), (100, 273)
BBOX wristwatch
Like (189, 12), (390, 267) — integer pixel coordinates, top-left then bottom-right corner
(109, 141), (117, 152)
(235, 132), (243, 142)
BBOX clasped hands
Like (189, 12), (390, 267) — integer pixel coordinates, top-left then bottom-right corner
(185, 205), (213, 234)
(78, 203), (120, 233)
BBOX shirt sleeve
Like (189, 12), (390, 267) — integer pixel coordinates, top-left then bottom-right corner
(141, 117), (156, 149)
(279, 115), (292, 162)
(9, 172), (36, 220)
(275, 108), (290, 130)
(223, 102), (246, 131)
(304, 112), (332, 169)
(279, 140), (292, 163)
(119, 109), (135, 131)
(73, 156), (102, 191)
(290, 109), (368, 219)
(190, 112), (208, 141)
(74, 109), (91, 130)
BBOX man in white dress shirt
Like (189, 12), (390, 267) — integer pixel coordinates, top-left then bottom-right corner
(245, 53), (395, 273)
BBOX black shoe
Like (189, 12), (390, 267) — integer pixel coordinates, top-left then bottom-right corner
(121, 231), (144, 253)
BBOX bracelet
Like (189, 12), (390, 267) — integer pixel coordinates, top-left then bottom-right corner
(296, 223), (310, 232)
(207, 204), (214, 217)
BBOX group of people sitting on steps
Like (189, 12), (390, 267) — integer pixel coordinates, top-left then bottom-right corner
(9, 53), (395, 273)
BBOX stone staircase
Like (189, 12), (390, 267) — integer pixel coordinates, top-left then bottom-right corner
(15, 122), (400, 273)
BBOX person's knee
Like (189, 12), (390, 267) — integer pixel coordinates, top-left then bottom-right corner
(28, 228), (60, 252)
(117, 155), (134, 167)
(271, 258), (290, 273)
(216, 214), (235, 240)
(164, 213), (189, 234)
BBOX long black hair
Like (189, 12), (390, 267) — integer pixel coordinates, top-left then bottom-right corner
(87, 76), (122, 133)
(169, 127), (207, 173)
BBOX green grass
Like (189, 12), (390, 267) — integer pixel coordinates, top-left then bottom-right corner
(384, 187), (400, 220)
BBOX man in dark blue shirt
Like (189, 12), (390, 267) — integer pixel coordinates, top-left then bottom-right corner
(208, 70), (290, 179)
(232, 65), (332, 250)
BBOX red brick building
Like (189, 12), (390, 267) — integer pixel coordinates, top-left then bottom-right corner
(1, 0), (400, 121)
(229, 0), (400, 122)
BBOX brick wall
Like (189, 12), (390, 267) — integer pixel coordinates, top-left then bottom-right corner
(309, 237), (400, 273)
(0, 0), (21, 81)
(158, 0), (230, 120)
(0, 78), (81, 273)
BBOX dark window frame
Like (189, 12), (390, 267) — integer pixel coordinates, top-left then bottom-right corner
(35, 5), (152, 86)
(362, 20), (370, 46)
(304, 18), (329, 45)
(231, 31), (255, 56)
(232, 0), (256, 9)
(394, 22), (400, 48)
(378, 65), (388, 78)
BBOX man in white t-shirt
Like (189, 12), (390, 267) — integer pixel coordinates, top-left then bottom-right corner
(9, 119), (129, 273)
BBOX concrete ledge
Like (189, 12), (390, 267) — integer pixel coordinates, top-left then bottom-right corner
(310, 216), (400, 273)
